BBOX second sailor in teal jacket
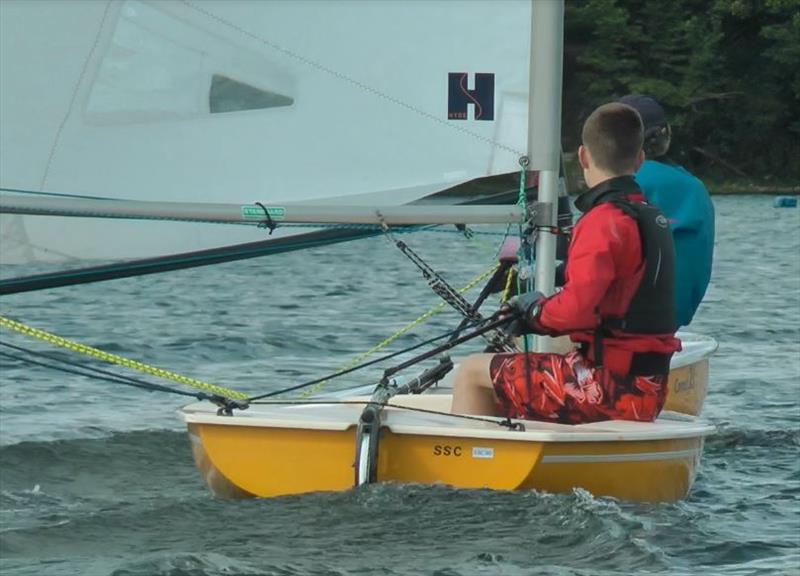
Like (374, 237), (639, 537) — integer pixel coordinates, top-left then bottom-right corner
(619, 95), (715, 328)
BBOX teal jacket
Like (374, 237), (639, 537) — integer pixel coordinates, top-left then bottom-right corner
(635, 159), (715, 327)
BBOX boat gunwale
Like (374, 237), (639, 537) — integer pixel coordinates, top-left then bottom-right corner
(670, 332), (717, 369)
(179, 403), (715, 442)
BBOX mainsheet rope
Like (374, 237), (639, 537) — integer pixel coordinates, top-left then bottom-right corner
(0, 342), (209, 400)
(298, 262), (499, 398)
(249, 399), (524, 430)
(0, 315), (249, 400)
(0, 344), (519, 430)
(0, 264), (500, 401)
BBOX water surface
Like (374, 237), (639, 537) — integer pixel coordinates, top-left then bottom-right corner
(1, 195), (798, 576)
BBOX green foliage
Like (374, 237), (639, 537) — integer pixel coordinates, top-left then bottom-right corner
(563, 0), (800, 181)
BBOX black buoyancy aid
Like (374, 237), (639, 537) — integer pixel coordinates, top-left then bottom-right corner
(575, 176), (676, 374)
(601, 197), (676, 334)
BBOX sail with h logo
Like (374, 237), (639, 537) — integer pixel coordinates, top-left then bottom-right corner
(1, 0), (532, 268)
(448, 73), (495, 120)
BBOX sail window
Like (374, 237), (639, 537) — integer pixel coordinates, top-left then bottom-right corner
(209, 74), (293, 113)
(84, 0), (295, 124)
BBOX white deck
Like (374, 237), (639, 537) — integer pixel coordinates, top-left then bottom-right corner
(180, 332), (717, 443)
(671, 332), (718, 368)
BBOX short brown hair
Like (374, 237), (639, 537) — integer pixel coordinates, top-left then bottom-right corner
(581, 103), (644, 175)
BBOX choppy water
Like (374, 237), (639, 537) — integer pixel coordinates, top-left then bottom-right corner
(1, 195), (798, 576)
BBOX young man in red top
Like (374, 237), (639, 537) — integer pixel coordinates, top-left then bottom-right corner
(451, 102), (681, 424)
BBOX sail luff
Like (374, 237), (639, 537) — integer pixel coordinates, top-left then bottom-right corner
(0, 195), (525, 226)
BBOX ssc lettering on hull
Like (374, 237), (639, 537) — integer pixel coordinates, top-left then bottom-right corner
(433, 445), (463, 457)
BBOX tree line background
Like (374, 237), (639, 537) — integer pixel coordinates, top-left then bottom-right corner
(563, 0), (799, 188)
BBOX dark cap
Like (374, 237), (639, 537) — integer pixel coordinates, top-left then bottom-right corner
(618, 94), (667, 130)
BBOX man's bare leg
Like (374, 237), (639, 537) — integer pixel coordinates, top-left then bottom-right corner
(451, 353), (501, 416)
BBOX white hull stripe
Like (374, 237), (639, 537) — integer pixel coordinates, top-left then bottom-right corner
(541, 448), (699, 464)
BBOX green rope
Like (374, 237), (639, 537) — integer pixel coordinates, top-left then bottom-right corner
(517, 159), (535, 350)
(516, 159), (534, 294)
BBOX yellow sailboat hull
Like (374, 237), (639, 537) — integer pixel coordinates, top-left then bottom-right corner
(183, 398), (710, 503)
(181, 335), (716, 502)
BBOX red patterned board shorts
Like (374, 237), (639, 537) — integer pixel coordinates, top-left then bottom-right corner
(489, 350), (668, 425)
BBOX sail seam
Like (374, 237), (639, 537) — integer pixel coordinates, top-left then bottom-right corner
(40, 0), (115, 192)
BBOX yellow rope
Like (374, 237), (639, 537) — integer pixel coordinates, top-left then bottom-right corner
(0, 315), (248, 400)
(299, 263), (500, 397)
(1, 239), (503, 402)
(501, 266), (515, 303)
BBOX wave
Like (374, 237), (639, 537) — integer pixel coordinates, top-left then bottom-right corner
(0, 429), (199, 500)
(705, 426), (800, 450)
(109, 552), (292, 576)
(2, 457), (797, 576)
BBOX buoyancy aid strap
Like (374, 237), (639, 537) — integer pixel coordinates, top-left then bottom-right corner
(593, 322), (604, 368)
(589, 319), (672, 375)
(586, 332), (671, 375)
(629, 351), (672, 375)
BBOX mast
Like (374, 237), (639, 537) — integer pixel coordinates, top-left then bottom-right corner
(528, 0), (565, 352)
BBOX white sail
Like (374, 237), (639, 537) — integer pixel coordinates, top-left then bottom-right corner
(0, 0), (532, 263)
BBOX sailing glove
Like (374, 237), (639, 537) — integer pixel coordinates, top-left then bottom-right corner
(504, 290), (546, 336)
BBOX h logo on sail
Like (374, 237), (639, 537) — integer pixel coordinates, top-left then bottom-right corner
(448, 73), (495, 121)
